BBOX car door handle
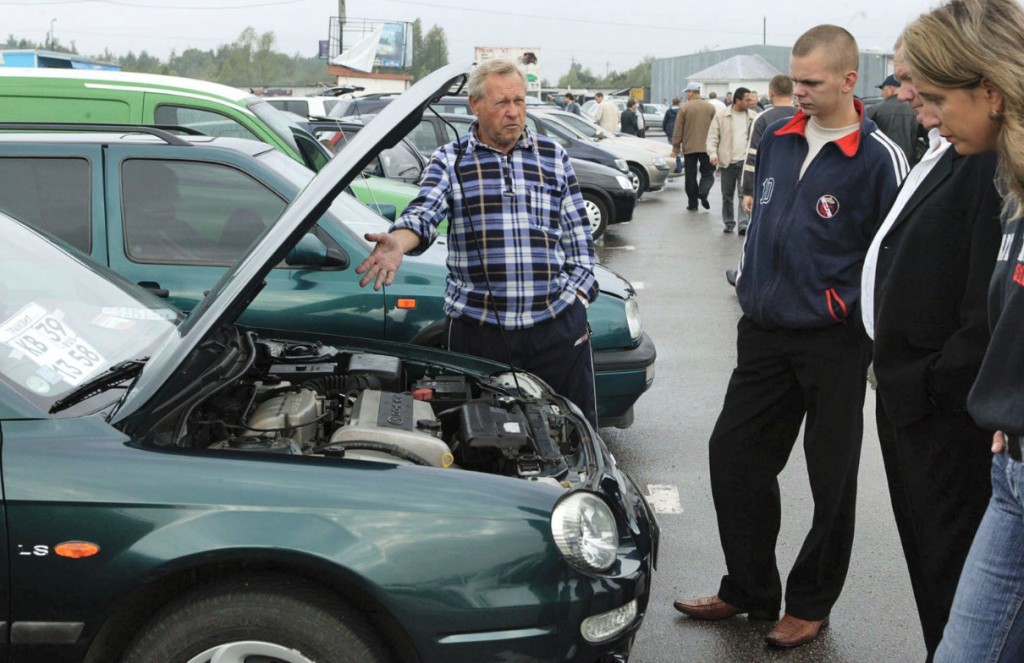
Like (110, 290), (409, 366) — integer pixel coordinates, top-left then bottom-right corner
(138, 281), (169, 298)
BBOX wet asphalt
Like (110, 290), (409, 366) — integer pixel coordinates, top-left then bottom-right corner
(595, 153), (926, 663)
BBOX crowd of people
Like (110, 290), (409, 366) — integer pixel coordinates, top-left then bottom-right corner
(355, 0), (1024, 657)
(668, 0), (1024, 659)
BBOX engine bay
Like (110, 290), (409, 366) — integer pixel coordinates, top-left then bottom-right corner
(178, 338), (594, 486)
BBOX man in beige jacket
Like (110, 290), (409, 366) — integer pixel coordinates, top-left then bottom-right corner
(592, 92), (620, 132)
(671, 82), (718, 211)
(707, 87), (759, 233)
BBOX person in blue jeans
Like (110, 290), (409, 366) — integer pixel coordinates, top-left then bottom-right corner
(902, 0), (1024, 660)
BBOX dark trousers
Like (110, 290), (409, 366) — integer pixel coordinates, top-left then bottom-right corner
(711, 316), (872, 620)
(447, 298), (598, 427)
(719, 161), (747, 229)
(875, 394), (992, 660)
(684, 152), (715, 208)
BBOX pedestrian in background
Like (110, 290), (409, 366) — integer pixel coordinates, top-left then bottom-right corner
(355, 58), (600, 427)
(592, 92), (620, 132)
(707, 86), (758, 234)
(741, 74), (798, 218)
(897, 0), (1024, 659)
(636, 101), (646, 137)
(671, 82), (717, 212)
(867, 74), (926, 166)
(863, 38), (1000, 662)
(708, 91), (728, 115)
(621, 99), (640, 135)
(564, 92), (581, 115)
(663, 97), (683, 174)
(673, 25), (907, 650)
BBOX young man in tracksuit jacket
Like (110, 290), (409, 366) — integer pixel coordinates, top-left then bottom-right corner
(673, 25), (908, 650)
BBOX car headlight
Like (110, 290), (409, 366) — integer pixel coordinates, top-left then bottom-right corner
(551, 491), (619, 572)
(581, 599), (638, 642)
(614, 158), (629, 172)
(653, 157), (667, 168)
(625, 296), (642, 341)
(615, 175), (634, 190)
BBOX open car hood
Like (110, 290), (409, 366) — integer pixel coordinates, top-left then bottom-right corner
(112, 63), (471, 423)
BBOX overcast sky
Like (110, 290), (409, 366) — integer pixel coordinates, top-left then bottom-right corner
(4, 0), (939, 81)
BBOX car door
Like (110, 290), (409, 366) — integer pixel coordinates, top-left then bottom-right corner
(102, 145), (387, 341)
(0, 143), (108, 266)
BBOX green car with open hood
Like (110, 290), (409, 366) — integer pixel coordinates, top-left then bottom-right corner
(0, 63), (658, 663)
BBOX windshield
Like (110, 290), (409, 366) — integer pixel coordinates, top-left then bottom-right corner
(248, 99), (302, 156)
(0, 214), (183, 415)
(545, 111), (602, 139)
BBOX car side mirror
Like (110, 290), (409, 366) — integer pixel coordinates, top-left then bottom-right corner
(285, 234), (348, 269)
(366, 202), (397, 221)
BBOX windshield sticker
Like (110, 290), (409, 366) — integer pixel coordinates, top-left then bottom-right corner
(25, 374), (52, 395)
(100, 307), (178, 321)
(91, 314), (136, 331)
(0, 303), (106, 387)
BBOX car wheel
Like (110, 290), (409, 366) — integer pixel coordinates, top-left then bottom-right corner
(582, 192), (609, 240)
(121, 575), (389, 663)
(627, 164), (648, 199)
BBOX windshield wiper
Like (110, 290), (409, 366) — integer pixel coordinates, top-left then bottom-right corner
(48, 358), (148, 414)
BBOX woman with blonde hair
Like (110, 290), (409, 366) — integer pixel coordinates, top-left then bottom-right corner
(901, 0), (1024, 660)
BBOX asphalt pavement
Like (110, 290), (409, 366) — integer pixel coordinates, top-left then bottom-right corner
(595, 169), (926, 663)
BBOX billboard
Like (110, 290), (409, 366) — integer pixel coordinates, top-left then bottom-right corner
(376, 22), (410, 69)
(474, 47), (542, 98)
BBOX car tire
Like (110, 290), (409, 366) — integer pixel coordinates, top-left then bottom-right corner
(120, 574), (389, 663)
(582, 192), (609, 240)
(627, 163), (648, 199)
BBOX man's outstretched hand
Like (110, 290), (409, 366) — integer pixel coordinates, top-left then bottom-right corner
(356, 230), (415, 290)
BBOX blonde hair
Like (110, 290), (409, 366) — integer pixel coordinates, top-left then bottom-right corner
(792, 25), (859, 75)
(902, 0), (1024, 217)
(467, 59), (526, 101)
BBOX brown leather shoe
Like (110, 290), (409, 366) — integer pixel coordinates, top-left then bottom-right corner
(673, 594), (776, 621)
(765, 613), (829, 648)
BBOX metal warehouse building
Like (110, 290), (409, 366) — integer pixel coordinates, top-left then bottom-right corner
(652, 45), (892, 105)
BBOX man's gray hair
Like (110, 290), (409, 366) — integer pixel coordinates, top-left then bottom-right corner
(467, 58), (526, 100)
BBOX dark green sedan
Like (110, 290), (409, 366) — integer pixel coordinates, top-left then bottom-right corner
(0, 135), (655, 431)
(0, 64), (658, 663)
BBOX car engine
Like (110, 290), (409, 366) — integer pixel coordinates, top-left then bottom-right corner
(181, 339), (589, 484)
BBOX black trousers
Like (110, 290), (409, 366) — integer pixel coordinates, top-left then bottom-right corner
(711, 316), (872, 620)
(875, 394), (992, 659)
(683, 152), (715, 208)
(446, 298), (598, 427)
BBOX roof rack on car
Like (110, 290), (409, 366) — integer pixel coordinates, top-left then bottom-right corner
(0, 123), (201, 146)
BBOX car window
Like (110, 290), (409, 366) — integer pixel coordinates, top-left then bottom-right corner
(121, 159), (287, 265)
(410, 120), (442, 155)
(154, 105), (261, 142)
(381, 143), (423, 180)
(269, 99), (309, 116)
(0, 157), (91, 253)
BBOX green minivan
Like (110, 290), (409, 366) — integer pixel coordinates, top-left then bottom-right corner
(0, 67), (419, 213)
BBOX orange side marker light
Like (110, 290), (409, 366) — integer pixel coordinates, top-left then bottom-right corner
(55, 541), (100, 559)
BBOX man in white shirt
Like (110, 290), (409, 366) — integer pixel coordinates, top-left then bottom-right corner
(706, 87), (759, 233)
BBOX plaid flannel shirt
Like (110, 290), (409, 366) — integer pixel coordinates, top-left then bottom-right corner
(391, 122), (598, 330)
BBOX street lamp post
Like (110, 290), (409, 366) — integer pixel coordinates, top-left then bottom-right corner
(48, 18), (57, 49)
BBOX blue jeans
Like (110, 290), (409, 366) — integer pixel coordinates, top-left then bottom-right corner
(935, 451), (1024, 662)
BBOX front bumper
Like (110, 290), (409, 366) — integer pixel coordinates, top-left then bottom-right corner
(424, 467), (658, 663)
(594, 332), (657, 427)
(608, 187), (636, 224)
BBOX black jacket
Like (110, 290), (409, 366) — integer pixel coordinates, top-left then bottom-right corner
(620, 108), (639, 136)
(873, 148), (1001, 427)
(866, 96), (924, 167)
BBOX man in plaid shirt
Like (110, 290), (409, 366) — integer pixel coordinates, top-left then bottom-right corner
(356, 58), (600, 426)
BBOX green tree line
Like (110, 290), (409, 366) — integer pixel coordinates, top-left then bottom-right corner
(4, 24), (649, 90)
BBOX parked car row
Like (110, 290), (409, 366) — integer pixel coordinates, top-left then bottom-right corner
(0, 63), (658, 663)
